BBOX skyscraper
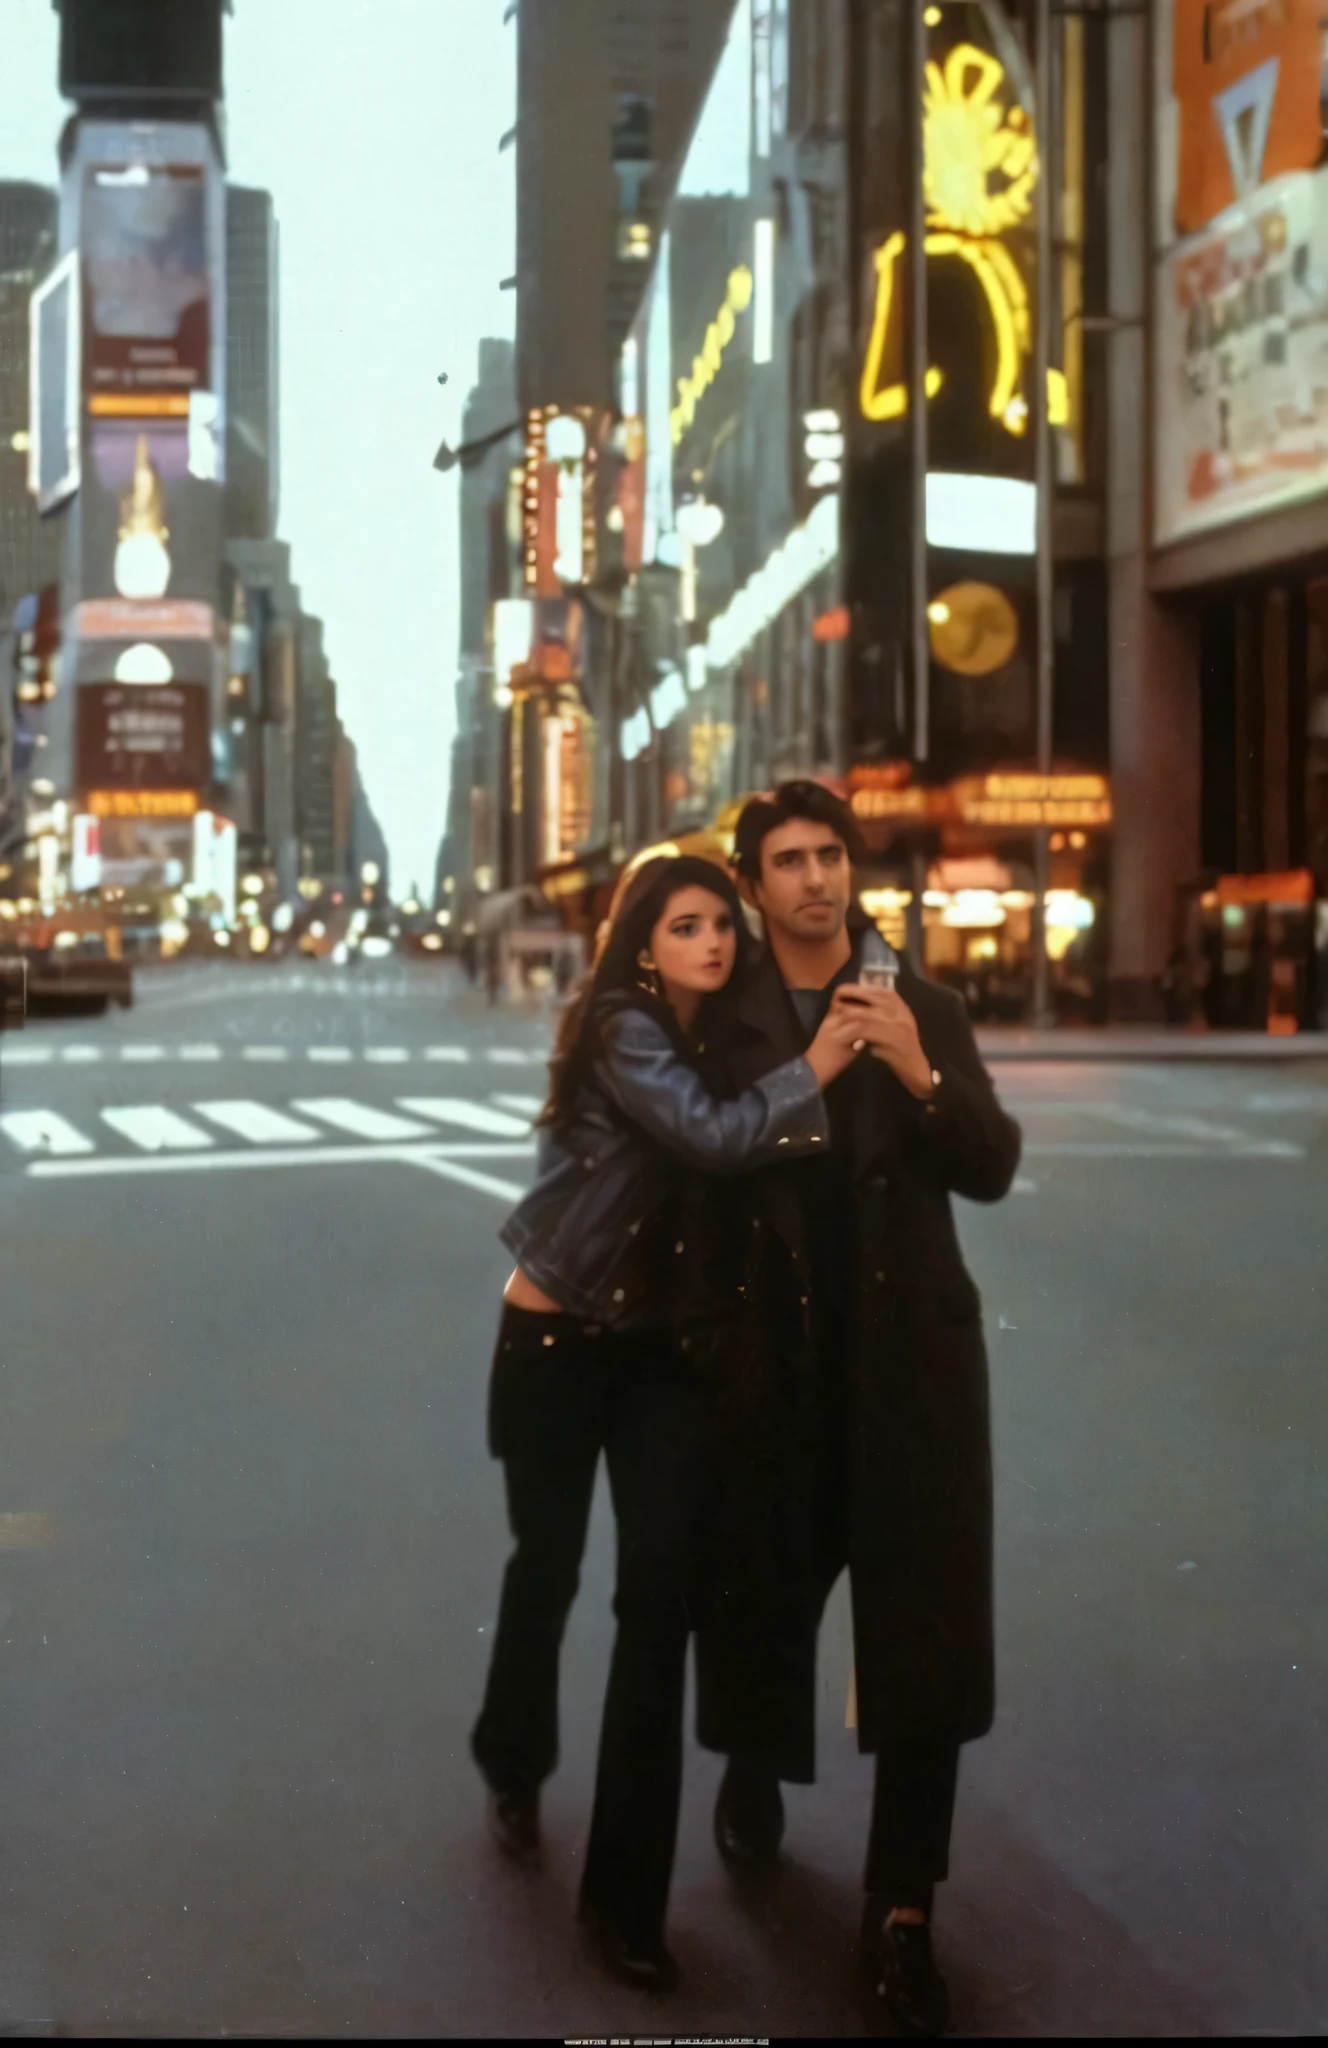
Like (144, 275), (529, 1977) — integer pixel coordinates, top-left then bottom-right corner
(0, 182), (62, 631)
(225, 185), (280, 544)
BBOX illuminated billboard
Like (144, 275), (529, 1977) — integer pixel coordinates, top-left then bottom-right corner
(28, 252), (81, 514)
(77, 683), (210, 796)
(83, 163), (211, 407)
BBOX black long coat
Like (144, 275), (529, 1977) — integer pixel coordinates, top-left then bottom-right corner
(692, 945), (1022, 1777)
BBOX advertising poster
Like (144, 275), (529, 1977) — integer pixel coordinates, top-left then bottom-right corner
(83, 163), (210, 402)
(1155, 169), (1328, 545)
(1153, 0), (1328, 546)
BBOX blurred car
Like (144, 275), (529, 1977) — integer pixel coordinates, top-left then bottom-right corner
(1, 916), (133, 1014)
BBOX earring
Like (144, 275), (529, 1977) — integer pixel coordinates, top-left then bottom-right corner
(636, 949), (662, 995)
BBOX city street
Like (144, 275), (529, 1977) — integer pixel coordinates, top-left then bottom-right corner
(0, 960), (1324, 2036)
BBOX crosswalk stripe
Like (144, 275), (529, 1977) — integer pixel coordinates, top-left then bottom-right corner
(242, 1047), (290, 1062)
(491, 1093), (544, 1119)
(191, 1101), (322, 1145)
(486, 1048), (539, 1065)
(396, 1097), (532, 1137)
(424, 1046), (469, 1062)
(121, 1045), (166, 1062)
(409, 1155), (528, 1201)
(289, 1097), (437, 1141)
(180, 1044), (222, 1061)
(1, 1109), (95, 1157)
(101, 1106), (215, 1152)
(365, 1048), (410, 1064)
(0, 1046), (50, 1065)
(60, 1046), (101, 1064)
(307, 1046), (354, 1062)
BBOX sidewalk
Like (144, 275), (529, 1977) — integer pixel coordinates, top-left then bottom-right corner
(976, 1026), (1328, 1061)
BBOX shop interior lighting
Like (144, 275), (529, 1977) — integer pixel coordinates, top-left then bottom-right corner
(753, 219), (775, 365)
(649, 667), (688, 731)
(926, 473), (1035, 553)
(807, 459), (842, 489)
(804, 408), (841, 432)
(620, 706), (652, 762)
(705, 490), (838, 672)
(493, 597), (534, 685)
(687, 645), (708, 694)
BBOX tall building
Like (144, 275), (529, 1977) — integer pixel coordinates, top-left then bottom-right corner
(294, 614), (340, 884)
(0, 182), (62, 632)
(440, 336), (518, 908)
(225, 185), (280, 544)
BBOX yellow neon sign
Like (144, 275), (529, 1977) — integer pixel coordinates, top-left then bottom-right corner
(858, 42), (1068, 437)
(670, 265), (753, 445)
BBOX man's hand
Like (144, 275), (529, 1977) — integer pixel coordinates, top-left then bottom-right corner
(831, 984), (937, 1100)
(805, 999), (875, 1089)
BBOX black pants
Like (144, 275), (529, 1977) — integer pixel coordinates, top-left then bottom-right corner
(471, 1304), (712, 1943)
(862, 1732), (959, 1916)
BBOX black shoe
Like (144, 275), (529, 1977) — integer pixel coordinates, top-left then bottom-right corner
(486, 1785), (540, 1862)
(861, 1902), (950, 2038)
(714, 1759), (785, 1870)
(577, 1896), (680, 1993)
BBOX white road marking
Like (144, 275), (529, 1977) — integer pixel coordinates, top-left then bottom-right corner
(365, 1048), (410, 1064)
(26, 1138), (536, 1181)
(1, 1109), (95, 1157)
(491, 1093), (544, 1118)
(121, 1045), (166, 1062)
(191, 1100), (323, 1145)
(0, 1046), (50, 1065)
(424, 1046), (470, 1062)
(180, 1044), (223, 1061)
(486, 1048), (539, 1065)
(307, 1046), (354, 1062)
(1088, 1104), (1250, 1143)
(101, 1105), (215, 1152)
(1012, 1176), (1038, 1193)
(396, 1096), (532, 1137)
(1022, 1140), (1305, 1159)
(289, 1097), (437, 1141)
(409, 1155), (528, 1202)
(60, 1046), (101, 1064)
(241, 1046), (290, 1063)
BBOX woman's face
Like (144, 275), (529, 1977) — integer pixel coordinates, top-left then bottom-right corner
(649, 885), (737, 998)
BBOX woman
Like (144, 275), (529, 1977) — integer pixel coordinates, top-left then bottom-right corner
(471, 854), (863, 1990)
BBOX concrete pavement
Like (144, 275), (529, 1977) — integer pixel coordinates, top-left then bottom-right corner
(0, 959), (1322, 2034)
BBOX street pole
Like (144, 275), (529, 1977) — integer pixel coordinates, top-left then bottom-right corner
(907, 0), (930, 972)
(1032, 0), (1056, 1029)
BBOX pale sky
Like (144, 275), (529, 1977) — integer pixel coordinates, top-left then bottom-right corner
(0, 0), (516, 899)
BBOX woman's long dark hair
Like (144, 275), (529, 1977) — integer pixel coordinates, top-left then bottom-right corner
(538, 854), (755, 1128)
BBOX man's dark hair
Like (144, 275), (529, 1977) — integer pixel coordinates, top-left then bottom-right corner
(732, 778), (866, 882)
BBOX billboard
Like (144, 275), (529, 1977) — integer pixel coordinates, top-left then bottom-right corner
(28, 252), (81, 514)
(1153, 0), (1328, 547)
(83, 163), (211, 406)
(1155, 168), (1328, 546)
(76, 682), (210, 796)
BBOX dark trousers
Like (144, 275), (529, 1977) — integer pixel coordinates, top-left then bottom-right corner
(862, 1732), (959, 1915)
(471, 1304), (711, 1943)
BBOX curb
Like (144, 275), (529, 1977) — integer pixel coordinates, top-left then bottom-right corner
(976, 1032), (1328, 1062)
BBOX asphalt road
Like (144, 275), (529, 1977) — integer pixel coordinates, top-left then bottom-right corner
(0, 959), (1324, 2037)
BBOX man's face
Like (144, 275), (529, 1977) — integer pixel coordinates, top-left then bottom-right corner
(752, 815), (852, 943)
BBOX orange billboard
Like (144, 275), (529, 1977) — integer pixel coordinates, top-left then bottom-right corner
(1170, 0), (1322, 236)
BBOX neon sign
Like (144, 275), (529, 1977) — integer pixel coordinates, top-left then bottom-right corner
(859, 43), (1068, 436)
(671, 265), (753, 445)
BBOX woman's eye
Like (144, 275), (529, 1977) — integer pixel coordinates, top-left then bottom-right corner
(715, 914), (733, 933)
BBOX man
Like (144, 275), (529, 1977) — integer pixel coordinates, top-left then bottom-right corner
(696, 780), (1021, 2039)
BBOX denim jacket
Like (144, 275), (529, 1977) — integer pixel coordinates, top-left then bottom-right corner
(499, 1001), (830, 1325)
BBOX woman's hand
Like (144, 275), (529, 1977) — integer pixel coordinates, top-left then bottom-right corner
(830, 984), (936, 1100)
(805, 1001), (871, 1089)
